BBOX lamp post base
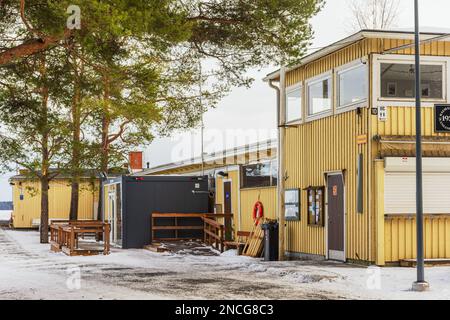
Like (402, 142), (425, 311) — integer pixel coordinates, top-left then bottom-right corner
(412, 281), (430, 292)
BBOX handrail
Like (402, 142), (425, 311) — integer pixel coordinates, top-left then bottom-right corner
(203, 217), (222, 228)
(150, 212), (232, 253)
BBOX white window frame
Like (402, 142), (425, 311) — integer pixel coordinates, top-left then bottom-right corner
(285, 83), (303, 125)
(373, 54), (449, 107)
(306, 71), (333, 121)
(335, 60), (369, 113)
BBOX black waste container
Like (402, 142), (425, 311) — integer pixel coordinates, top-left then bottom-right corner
(262, 221), (279, 261)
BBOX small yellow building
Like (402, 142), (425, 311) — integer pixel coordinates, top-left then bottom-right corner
(10, 172), (99, 228)
(139, 140), (278, 235)
(264, 29), (450, 265)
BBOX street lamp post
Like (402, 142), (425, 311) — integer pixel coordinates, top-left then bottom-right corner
(412, 0), (429, 292)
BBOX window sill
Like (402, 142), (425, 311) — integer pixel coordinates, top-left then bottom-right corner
(305, 110), (333, 123)
(378, 97), (446, 103)
(284, 119), (302, 127)
(336, 100), (368, 114)
(307, 224), (324, 228)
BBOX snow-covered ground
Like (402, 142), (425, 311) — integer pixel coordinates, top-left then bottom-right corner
(1, 227), (449, 300)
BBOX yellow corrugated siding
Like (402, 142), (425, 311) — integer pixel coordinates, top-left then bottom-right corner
(284, 38), (375, 260)
(286, 38), (375, 86)
(12, 179), (97, 228)
(284, 36), (450, 262)
(372, 107), (450, 263)
(368, 38), (450, 263)
(371, 106), (450, 138)
(384, 216), (450, 262)
(239, 187), (277, 232)
(285, 109), (370, 260)
(215, 170), (239, 233)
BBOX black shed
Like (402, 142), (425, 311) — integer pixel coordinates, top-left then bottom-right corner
(102, 175), (209, 249)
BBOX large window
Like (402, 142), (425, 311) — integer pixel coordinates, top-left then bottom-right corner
(241, 160), (277, 189)
(338, 64), (367, 108)
(307, 76), (332, 116)
(380, 63), (444, 99)
(286, 85), (302, 123)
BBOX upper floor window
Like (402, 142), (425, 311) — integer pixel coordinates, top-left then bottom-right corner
(286, 85), (302, 123)
(337, 63), (367, 108)
(241, 160), (277, 189)
(307, 75), (332, 116)
(380, 63), (444, 100)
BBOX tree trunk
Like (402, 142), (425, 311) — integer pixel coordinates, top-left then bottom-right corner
(39, 55), (50, 244)
(97, 76), (111, 221)
(69, 180), (79, 221)
(40, 175), (50, 244)
(69, 56), (81, 221)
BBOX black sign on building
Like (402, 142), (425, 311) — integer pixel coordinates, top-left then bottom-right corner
(435, 104), (450, 133)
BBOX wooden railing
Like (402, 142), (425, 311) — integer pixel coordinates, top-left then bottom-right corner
(151, 213), (233, 252)
(203, 217), (225, 252)
(50, 220), (110, 256)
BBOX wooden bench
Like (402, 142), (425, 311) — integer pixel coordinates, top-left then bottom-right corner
(224, 231), (253, 254)
(49, 220), (110, 256)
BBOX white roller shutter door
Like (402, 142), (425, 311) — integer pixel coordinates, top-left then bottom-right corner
(384, 172), (450, 214)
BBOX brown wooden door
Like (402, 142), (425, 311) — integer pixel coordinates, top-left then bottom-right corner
(223, 181), (232, 240)
(327, 174), (345, 261)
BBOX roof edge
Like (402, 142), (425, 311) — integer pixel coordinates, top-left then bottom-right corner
(264, 29), (450, 82)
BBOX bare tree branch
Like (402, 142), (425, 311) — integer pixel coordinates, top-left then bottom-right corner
(347, 0), (400, 32)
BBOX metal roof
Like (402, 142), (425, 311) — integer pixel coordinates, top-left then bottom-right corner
(137, 139), (277, 175)
(264, 29), (450, 82)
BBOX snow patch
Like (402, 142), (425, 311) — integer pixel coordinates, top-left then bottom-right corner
(220, 249), (238, 257)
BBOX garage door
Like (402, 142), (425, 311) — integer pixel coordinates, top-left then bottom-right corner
(384, 157), (450, 214)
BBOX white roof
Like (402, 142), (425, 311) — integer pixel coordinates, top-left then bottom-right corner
(137, 139), (277, 175)
(264, 29), (450, 82)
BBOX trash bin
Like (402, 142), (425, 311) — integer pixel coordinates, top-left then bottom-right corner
(262, 221), (279, 261)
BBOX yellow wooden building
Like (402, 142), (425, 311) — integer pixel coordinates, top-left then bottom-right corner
(264, 29), (450, 265)
(138, 140), (278, 235)
(10, 172), (99, 228)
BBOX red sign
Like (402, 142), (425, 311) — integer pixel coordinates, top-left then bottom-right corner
(332, 185), (338, 196)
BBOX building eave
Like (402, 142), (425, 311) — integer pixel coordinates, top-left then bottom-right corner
(263, 29), (450, 82)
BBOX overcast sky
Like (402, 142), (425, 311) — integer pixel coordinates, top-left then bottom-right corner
(1, 0), (450, 201)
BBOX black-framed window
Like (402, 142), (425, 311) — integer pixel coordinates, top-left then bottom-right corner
(307, 186), (325, 226)
(285, 189), (300, 221)
(380, 63), (443, 99)
(241, 160), (277, 189)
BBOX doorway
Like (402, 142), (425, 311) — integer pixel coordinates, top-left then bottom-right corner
(108, 184), (122, 246)
(327, 173), (345, 262)
(223, 181), (232, 241)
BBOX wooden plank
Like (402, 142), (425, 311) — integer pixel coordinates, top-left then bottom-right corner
(152, 226), (203, 231)
(152, 237), (202, 242)
(152, 213), (207, 218)
(144, 244), (169, 253)
(204, 229), (220, 240)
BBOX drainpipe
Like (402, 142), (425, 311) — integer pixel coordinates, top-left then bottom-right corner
(269, 66), (286, 261)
